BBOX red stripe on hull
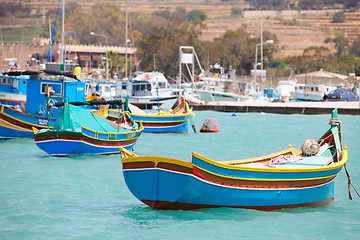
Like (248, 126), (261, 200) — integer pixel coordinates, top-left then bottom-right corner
(141, 198), (334, 211)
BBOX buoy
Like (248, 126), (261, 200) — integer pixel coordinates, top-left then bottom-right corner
(200, 118), (219, 133)
(232, 113), (236, 117)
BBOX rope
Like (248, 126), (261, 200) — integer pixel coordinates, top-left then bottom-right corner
(329, 118), (341, 126)
(344, 163), (360, 200)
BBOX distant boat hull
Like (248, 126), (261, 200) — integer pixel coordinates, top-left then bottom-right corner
(107, 100), (192, 133)
(128, 96), (178, 110)
(34, 128), (142, 157)
(0, 92), (26, 106)
(291, 92), (324, 102)
(197, 90), (240, 102)
(108, 111), (190, 133)
(0, 105), (55, 138)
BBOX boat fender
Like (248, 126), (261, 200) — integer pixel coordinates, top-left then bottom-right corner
(301, 139), (320, 156)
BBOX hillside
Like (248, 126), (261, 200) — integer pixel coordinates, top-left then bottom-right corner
(0, 0), (359, 58)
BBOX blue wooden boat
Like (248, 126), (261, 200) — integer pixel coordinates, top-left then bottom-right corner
(0, 75), (27, 106)
(33, 103), (143, 156)
(120, 109), (347, 210)
(0, 70), (88, 138)
(107, 99), (193, 133)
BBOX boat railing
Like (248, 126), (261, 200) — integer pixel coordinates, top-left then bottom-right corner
(81, 126), (141, 140)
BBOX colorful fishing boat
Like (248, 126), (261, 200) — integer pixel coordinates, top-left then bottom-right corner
(33, 103), (143, 156)
(120, 109), (347, 210)
(107, 99), (194, 133)
(0, 70), (88, 138)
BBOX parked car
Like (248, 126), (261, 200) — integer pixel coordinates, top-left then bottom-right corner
(324, 89), (359, 101)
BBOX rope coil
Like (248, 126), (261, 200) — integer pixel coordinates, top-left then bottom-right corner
(329, 118), (341, 126)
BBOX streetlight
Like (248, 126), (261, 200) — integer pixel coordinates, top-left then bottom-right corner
(254, 39), (273, 95)
(90, 32), (109, 80)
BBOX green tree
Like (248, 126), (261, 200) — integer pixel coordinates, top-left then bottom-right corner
(333, 33), (349, 57)
(231, 7), (242, 17)
(332, 11), (346, 23)
(349, 40), (360, 57)
(186, 9), (207, 24)
(136, 19), (202, 77)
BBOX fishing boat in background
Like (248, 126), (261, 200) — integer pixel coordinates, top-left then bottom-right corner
(291, 83), (336, 102)
(107, 98), (194, 133)
(33, 103), (143, 156)
(0, 70), (88, 138)
(0, 74), (27, 107)
(196, 75), (241, 102)
(125, 71), (177, 110)
(121, 109), (347, 210)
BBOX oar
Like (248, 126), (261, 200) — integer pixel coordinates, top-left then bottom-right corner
(185, 100), (196, 133)
(189, 113), (196, 133)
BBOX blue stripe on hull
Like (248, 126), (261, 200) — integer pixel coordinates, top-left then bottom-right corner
(35, 139), (136, 156)
(131, 115), (188, 122)
(142, 121), (188, 133)
(0, 125), (34, 138)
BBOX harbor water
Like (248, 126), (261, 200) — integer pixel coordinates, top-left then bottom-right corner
(1, 111), (360, 239)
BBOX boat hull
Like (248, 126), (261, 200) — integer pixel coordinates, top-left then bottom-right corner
(0, 105), (55, 138)
(108, 111), (190, 133)
(124, 166), (335, 210)
(197, 90), (240, 102)
(291, 92), (324, 102)
(122, 148), (346, 210)
(35, 130), (141, 156)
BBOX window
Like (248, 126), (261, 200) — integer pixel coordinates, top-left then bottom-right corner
(41, 82), (62, 95)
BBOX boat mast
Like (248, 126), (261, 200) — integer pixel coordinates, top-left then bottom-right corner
(61, 0), (65, 69)
(260, 15), (263, 92)
(48, 16), (52, 62)
(125, 0), (128, 79)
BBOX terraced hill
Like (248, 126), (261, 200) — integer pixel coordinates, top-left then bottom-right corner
(1, 0), (359, 58)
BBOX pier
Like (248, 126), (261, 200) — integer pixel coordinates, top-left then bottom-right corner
(188, 99), (360, 115)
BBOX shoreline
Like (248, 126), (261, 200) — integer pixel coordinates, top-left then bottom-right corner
(188, 99), (360, 115)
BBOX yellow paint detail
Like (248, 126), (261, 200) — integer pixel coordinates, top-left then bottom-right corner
(81, 122), (143, 141)
(108, 109), (192, 119)
(0, 118), (31, 131)
(121, 155), (193, 169)
(32, 127), (39, 134)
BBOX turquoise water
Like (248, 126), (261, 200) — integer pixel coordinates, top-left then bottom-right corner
(1, 111), (360, 239)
